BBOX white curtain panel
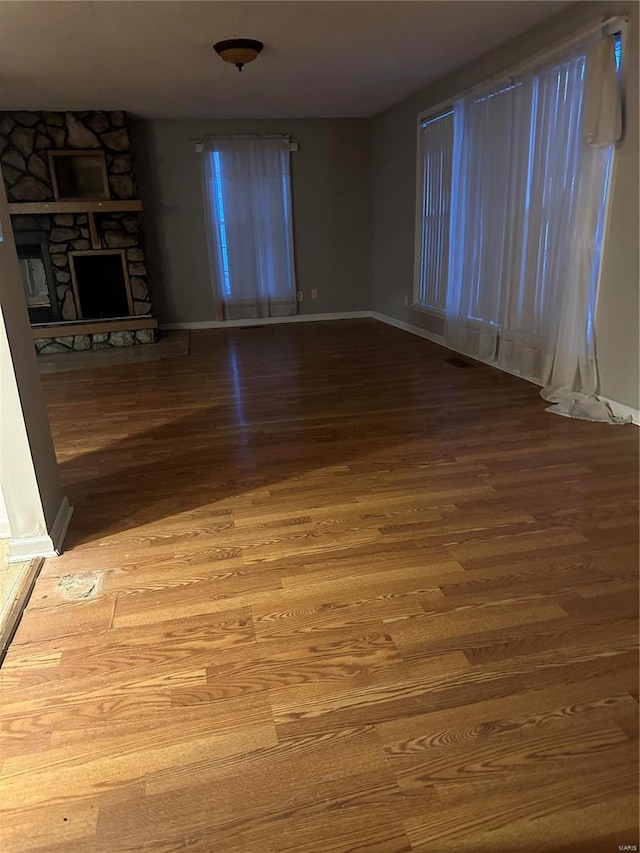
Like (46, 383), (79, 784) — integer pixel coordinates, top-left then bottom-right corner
(444, 33), (627, 423)
(202, 137), (297, 321)
(499, 51), (596, 387)
(445, 80), (533, 363)
(583, 36), (622, 146)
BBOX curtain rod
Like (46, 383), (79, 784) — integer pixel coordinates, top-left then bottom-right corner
(189, 132), (298, 152)
(188, 133), (291, 143)
(418, 12), (629, 125)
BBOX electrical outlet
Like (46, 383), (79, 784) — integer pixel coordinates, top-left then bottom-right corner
(297, 291), (303, 302)
(311, 289), (318, 299)
(404, 295), (410, 307)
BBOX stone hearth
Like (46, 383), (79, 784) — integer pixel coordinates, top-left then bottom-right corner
(35, 327), (157, 355)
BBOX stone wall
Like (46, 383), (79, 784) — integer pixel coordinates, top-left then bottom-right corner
(0, 110), (136, 203)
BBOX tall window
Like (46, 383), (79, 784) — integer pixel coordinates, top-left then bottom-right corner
(414, 34), (623, 322)
(203, 137), (297, 321)
(413, 30), (624, 421)
(415, 110), (453, 312)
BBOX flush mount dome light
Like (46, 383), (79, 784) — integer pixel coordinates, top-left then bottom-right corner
(213, 39), (264, 72)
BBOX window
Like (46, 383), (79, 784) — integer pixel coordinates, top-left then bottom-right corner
(414, 32), (623, 325)
(414, 110), (453, 313)
(202, 137), (297, 321)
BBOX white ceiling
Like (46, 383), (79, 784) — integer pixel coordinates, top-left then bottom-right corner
(0, 0), (573, 119)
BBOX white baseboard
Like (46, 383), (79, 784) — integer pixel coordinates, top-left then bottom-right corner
(160, 311), (370, 330)
(8, 534), (57, 563)
(8, 496), (74, 564)
(369, 311), (450, 349)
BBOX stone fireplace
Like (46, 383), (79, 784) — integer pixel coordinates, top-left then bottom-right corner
(0, 110), (158, 353)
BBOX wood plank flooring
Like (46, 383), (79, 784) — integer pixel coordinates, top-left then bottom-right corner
(0, 319), (638, 852)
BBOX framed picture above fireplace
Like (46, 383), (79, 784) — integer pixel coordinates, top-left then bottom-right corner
(69, 249), (134, 320)
(48, 150), (110, 201)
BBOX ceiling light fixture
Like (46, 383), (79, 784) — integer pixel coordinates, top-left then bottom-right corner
(213, 39), (264, 72)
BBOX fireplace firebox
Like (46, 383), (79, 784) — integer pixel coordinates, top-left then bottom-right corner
(69, 250), (134, 320)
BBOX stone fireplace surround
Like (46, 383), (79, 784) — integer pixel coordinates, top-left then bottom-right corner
(0, 110), (158, 353)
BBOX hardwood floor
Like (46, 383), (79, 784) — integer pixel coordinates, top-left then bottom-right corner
(0, 319), (638, 852)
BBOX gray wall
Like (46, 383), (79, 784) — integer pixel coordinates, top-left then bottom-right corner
(371, 0), (639, 410)
(131, 118), (372, 324)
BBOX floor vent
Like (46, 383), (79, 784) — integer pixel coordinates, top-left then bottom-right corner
(445, 356), (473, 368)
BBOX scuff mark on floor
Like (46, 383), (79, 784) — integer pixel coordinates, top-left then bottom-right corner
(57, 572), (104, 601)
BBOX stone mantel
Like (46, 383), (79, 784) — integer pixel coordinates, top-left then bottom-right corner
(8, 200), (143, 214)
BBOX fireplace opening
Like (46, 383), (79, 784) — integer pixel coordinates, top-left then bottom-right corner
(15, 231), (59, 324)
(70, 250), (133, 320)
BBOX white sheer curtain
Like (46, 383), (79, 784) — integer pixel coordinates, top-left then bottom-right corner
(444, 32), (626, 422)
(202, 136), (297, 321)
(540, 35), (623, 421)
(498, 51), (597, 385)
(445, 79), (532, 362)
